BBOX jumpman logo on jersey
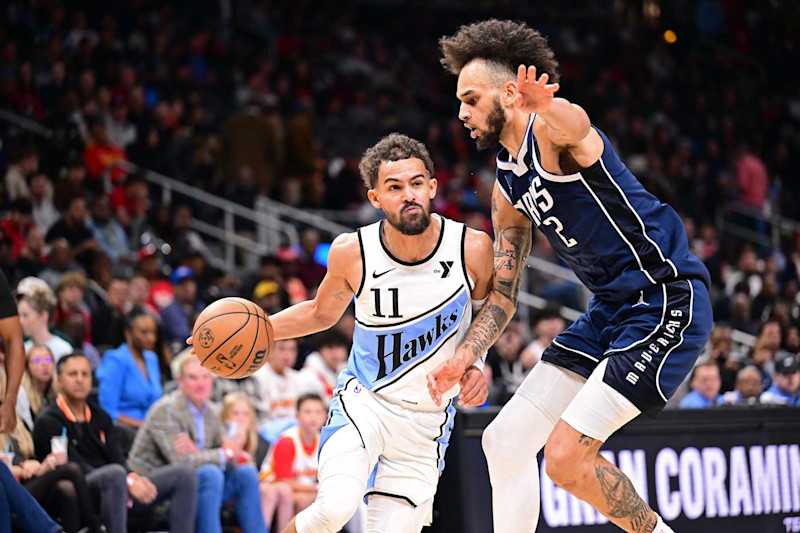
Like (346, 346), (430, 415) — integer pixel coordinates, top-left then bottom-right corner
(631, 291), (649, 308)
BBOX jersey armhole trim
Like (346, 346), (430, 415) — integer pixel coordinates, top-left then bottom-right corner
(364, 490), (417, 508)
(355, 228), (366, 298)
(460, 224), (474, 291)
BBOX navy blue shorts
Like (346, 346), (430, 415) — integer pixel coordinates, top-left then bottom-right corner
(542, 278), (713, 417)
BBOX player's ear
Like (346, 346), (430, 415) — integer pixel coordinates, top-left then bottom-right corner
(502, 80), (517, 107)
(428, 177), (437, 200)
(367, 188), (381, 210)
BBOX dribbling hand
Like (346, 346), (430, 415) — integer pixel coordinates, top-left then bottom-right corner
(513, 65), (560, 115)
(458, 366), (488, 408)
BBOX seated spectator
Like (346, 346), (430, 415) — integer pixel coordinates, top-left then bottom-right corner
(702, 326), (739, 393)
(160, 266), (204, 349)
(211, 365), (269, 426)
(0, 461), (61, 533)
(0, 367), (101, 532)
(295, 229), (327, 291)
(61, 314), (102, 369)
(127, 352), (267, 533)
(37, 239), (74, 290)
(45, 195), (96, 259)
(18, 287), (74, 362)
(520, 309), (565, 370)
(253, 339), (302, 428)
(0, 198), (35, 259)
(169, 205), (212, 266)
(88, 272), (128, 349)
(3, 147), (38, 202)
(16, 345), (57, 432)
(261, 394), (326, 523)
(760, 352), (800, 406)
(33, 352), (197, 533)
(297, 331), (349, 404)
(486, 321), (527, 405)
(721, 366), (763, 405)
(679, 362), (723, 408)
(14, 227), (47, 281)
(744, 339), (776, 391)
(88, 195), (133, 263)
(29, 174), (59, 234)
(97, 309), (163, 438)
(83, 120), (128, 185)
(253, 280), (284, 315)
(54, 272), (92, 343)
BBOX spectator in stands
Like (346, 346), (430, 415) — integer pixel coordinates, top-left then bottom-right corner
(295, 228), (326, 292)
(18, 288), (74, 362)
(0, 367), (101, 532)
(45, 194), (96, 259)
(54, 272), (91, 343)
(109, 174), (148, 242)
(61, 314), (102, 370)
(679, 362), (723, 408)
(253, 280), (283, 315)
(29, 174), (59, 234)
(16, 345), (56, 432)
(53, 159), (88, 212)
(745, 339), (777, 392)
(88, 195), (133, 264)
(34, 352), (197, 533)
(0, 461), (61, 533)
(161, 266), (204, 349)
(14, 227), (47, 281)
(211, 364), (269, 426)
(757, 319), (783, 351)
(262, 394), (326, 519)
(86, 268), (128, 348)
(486, 321), (527, 405)
(724, 247), (762, 298)
(97, 309), (162, 440)
(253, 338), (301, 425)
(760, 353), (800, 406)
(520, 309), (565, 370)
(720, 366), (763, 406)
(297, 331), (349, 404)
(0, 198), (34, 259)
(37, 239), (73, 290)
(83, 120), (128, 186)
(128, 273), (159, 317)
(3, 147), (38, 201)
(734, 144), (769, 212)
(703, 326), (740, 393)
(169, 205), (211, 266)
(127, 352), (267, 533)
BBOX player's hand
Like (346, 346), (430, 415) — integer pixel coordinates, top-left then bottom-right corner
(458, 367), (488, 408)
(426, 357), (468, 406)
(513, 65), (560, 115)
(0, 400), (17, 433)
(185, 336), (196, 356)
(129, 476), (158, 504)
(174, 433), (199, 454)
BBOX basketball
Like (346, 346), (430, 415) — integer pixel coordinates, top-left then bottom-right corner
(191, 297), (274, 379)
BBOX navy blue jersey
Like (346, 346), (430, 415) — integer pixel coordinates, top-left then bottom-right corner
(496, 115), (710, 301)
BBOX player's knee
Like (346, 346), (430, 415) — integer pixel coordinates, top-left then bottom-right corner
(544, 442), (584, 489)
(296, 476), (362, 533)
(482, 414), (516, 462)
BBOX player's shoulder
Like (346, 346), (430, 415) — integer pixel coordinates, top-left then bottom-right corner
(464, 227), (493, 259)
(327, 232), (362, 267)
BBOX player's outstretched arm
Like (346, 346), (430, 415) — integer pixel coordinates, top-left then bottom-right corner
(427, 184), (532, 404)
(268, 233), (360, 341)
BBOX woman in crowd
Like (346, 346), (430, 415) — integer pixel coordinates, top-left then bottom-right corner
(220, 392), (287, 530)
(97, 308), (163, 451)
(17, 288), (73, 362)
(15, 344), (57, 432)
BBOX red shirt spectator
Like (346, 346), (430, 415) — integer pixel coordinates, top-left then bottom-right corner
(735, 150), (768, 209)
(83, 121), (128, 184)
(0, 198), (35, 259)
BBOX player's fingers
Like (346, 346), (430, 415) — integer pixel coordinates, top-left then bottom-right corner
(517, 64), (526, 85)
(527, 65), (536, 83)
(459, 375), (482, 406)
(546, 83), (560, 93)
(186, 336), (194, 345)
(538, 73), (549, 85)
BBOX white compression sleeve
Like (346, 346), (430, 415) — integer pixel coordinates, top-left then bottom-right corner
(482, 361), (586, 532)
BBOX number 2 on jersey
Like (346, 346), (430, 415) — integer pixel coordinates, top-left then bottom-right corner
(372, 287), (402, 318)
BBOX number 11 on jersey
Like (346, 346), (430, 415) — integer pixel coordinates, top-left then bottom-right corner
(372, 287), (403, 318)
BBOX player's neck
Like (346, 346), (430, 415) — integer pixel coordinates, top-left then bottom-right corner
(381, 216), (441, 263)
(500, 112), (532, 161)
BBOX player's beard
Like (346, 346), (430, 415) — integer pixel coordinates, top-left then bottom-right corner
(475, 96), (508, 151)
(386, 202), (431, 236)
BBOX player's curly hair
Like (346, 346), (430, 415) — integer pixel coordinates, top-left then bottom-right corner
(359, 133), (434, 189)
(440, 19), (560, 84)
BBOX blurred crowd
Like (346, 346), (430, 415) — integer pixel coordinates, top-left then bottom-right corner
(0, 0), (798, 530)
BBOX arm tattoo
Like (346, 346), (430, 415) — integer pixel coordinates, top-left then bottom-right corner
(595, 466), (657, 533)
(493, 226), (532, 306)
(332, 290), (350, 301)
(461, 303), (508, 359)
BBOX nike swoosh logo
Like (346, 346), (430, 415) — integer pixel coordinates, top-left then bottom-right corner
(372, 268), (396, 278)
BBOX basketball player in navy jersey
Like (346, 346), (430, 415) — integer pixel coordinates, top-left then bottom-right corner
(427, 20), (713, 533)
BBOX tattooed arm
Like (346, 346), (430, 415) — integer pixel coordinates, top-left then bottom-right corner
(427, 183), (532, 404)
(268, 233), (359, 340)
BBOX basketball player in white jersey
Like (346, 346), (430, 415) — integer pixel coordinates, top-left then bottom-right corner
(263, 134), (494, 533)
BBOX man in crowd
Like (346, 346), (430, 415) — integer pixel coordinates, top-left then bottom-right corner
(161, 266), (204, 349)
(253, 338), (302, 424)
(128, 351), (266, 533)
(297, 331), (349, 404)
(760, 353), (800, 406)
(33, 352), (197, 532)
(679, 362), (723, 408)
(721, 366), (763, 405)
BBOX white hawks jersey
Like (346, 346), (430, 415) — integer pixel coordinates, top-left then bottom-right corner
(337, 214), (474, 412)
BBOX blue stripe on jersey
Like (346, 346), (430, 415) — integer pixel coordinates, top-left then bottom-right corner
(345, 288), (469, 390)
(436, 400), (456, 473)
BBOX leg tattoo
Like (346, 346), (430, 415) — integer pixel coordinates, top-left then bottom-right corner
(595, 466), (657, 533)
(578, 434), (595, 447)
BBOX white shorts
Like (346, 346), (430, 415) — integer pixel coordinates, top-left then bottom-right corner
(321, 377), (456, 520)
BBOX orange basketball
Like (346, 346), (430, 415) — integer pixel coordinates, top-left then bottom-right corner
(192, 297), (274, 379)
